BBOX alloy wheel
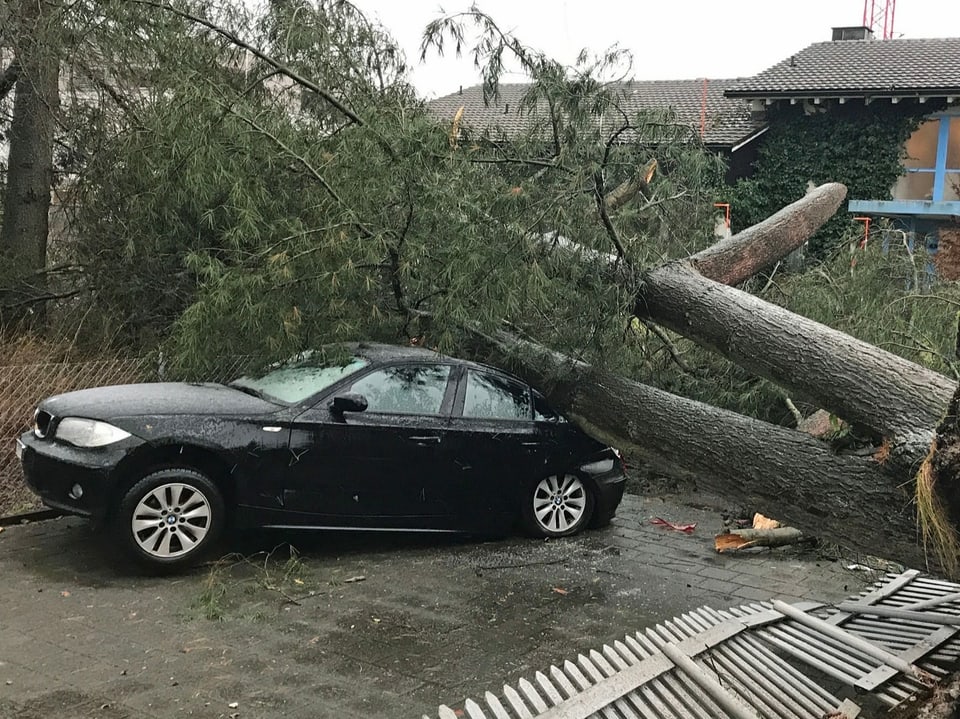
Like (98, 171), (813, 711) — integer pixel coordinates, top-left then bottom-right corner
(131, 482), (212, 558)
(532, 473), (587, 533)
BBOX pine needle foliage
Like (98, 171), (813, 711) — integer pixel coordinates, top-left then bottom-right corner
(67, 2), (723, 376)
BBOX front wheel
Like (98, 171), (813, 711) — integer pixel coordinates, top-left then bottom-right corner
(522, 473), (594, 538)
(115, 468), (225, 570)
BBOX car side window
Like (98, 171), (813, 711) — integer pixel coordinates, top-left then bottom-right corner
(534, 392), (566, 423)
(346, 364), (451, 415)
(462, 370), (531, 420)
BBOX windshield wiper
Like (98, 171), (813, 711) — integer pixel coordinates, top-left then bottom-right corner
(229, 383), (266, 400)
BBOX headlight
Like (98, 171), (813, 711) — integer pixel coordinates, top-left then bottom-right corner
(55, 418), (131, 448)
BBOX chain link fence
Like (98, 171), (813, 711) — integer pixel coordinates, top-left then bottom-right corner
(0, 356), (154, 515)
(0, 355), (256, 516)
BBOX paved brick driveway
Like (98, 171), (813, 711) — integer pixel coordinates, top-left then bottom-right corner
(0, 493), (886, 718)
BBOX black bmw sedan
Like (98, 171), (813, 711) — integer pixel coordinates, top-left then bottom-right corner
(17, 343), (626, 570)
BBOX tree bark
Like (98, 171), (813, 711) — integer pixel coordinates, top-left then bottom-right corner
(0, 60), (20, 103)
(467, 328), (927, 567)
(0, 0), (59, 327)
(636, 262), (956, 459)
(688, 182), (847, 285)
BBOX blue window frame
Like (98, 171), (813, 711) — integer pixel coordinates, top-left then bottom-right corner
(905, 115), (960, 202)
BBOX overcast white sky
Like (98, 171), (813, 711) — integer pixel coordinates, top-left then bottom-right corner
(350, 0), (960, 99)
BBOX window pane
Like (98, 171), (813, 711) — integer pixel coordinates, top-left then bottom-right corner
(534, 392), (566, 423)
(463, 371), (530, 420)
(945, 171), (960, 202)
(892, 171), (934, 201)
(902, 120), (941, 169)
(348, 365), (450, 415)
(948, 117), (960, 170)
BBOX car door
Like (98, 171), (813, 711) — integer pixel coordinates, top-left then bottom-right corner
(440, 368), (545, 527)
(281, 361), (457, 526)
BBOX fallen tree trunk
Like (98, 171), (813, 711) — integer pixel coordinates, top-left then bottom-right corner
(687, 183), (849, 285)
(635, 261), (956, 459)
(468, 329), (926, 567)
(471, 183), (959, 569)
(544, 182), (956, 458)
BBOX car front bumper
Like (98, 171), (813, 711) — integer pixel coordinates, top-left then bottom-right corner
(17, 431), (142, 520)
(579, 455), (627, 522)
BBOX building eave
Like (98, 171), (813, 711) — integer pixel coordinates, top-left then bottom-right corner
(849, 199), (960, 219)
(726, 88), (960, 104)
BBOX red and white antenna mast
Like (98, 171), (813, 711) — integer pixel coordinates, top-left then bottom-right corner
(862, 0), (897, 39)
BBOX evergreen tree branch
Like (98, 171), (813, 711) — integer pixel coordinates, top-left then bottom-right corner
(1, 288), (85, 311)
(594, 123), (636, 264)
(593, 170), (629, 264)
(220, 105), (376, 240)
(130, 0), (365, 127)
(460, 155), (571, 172)
(638, 318), (699, 376)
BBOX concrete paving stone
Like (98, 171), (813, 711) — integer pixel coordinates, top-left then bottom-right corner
(0, 659), (57, 698)
(690, 577), (739, 603)
(656, 560), (705, 574)
(732, 585), (781, 602)
(0, 490), (894, 718)
(729, 570), (798, 592)
(609, 526), (647, 543)
(722, 556), (781, 576)
(696, 565), (739, 582)
(607, 536), (642, 552)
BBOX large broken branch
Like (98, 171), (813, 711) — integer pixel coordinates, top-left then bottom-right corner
(604, 158), (657, 212)
(715, 527), (805, 552)
(539, 182), (848, 280)
(689, 183), (847, 284)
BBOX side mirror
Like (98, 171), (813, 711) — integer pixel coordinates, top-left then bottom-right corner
(331, 393), (368, 414)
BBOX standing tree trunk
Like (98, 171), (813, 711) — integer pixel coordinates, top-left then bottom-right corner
(0, 0), (59, 329)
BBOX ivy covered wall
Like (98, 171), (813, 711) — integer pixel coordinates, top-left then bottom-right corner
(727, 102), (930, 256)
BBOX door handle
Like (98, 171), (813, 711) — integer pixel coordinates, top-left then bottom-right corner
(409, 435), (441, 444)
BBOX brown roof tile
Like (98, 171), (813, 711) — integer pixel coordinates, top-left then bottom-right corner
(428, 79), (766, 148)
(726, 37), (960, 97)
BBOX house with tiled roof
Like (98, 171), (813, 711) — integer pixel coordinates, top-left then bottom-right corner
(725, 29), (960, 224)
(430, 26), (960, 253)
(428, 79), (768, 181)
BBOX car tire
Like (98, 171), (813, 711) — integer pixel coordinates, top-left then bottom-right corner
(115, 468), (225, 571)
(522, 472), (595, 538)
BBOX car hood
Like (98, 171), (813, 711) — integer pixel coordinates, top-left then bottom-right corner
(39, 382), (280, 420)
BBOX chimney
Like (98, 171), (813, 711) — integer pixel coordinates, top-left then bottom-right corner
(831, 26), (874, 41)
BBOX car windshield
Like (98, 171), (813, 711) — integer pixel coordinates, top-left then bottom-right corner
(230, 357), (370, 405)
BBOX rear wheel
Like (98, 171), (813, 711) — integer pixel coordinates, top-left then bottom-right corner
(522, 472), (594, 537)
(115, 468), (225, 570)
